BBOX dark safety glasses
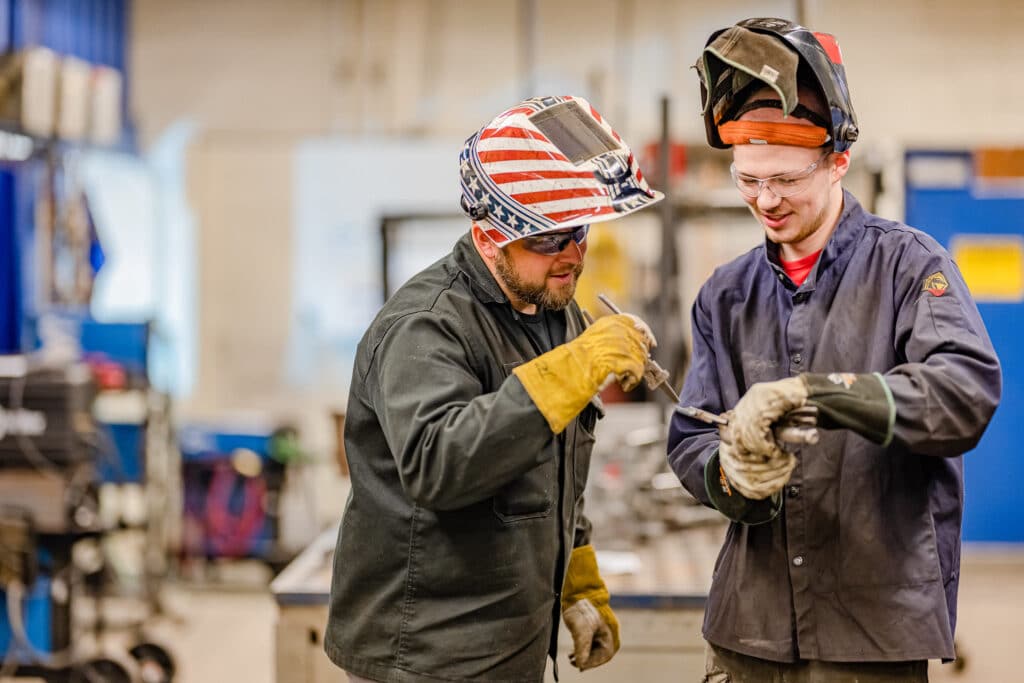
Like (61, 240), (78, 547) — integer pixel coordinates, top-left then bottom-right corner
(518, 225), (589, 255)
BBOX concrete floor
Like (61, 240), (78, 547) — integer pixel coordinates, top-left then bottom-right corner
(929, 550), (1024, 682)
(138, 547), (1024, 683)
(159, 585), (277, 683)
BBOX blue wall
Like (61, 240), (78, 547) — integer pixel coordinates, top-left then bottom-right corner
(905, 150), (1023, 543)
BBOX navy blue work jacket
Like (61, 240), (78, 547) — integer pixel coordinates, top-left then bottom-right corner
(667, 191), (1001, 663)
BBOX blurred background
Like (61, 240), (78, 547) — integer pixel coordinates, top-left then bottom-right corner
(0, 0), (1020, 681)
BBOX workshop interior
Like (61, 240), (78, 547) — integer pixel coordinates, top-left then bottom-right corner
(0, 1), (1021, 681)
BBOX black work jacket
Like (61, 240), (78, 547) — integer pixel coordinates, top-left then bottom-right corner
(325, 233), (598, 682)
(667, 191), (1001, 663)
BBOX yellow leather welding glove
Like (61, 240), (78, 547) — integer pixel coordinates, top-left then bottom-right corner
(561, 544), (620, 671)
(514, 313), (653, 434)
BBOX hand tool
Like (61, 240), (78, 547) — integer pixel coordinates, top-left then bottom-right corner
(676, 404), (820, 445)
(592, 294), (681, 403)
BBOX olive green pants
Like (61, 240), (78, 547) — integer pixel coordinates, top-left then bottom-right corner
(704, 643), (929, 682)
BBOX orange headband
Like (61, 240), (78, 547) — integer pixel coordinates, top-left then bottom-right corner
(719, 121), (830, 148)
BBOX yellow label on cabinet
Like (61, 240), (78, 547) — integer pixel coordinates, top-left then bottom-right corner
(951, 236), (1024, 302)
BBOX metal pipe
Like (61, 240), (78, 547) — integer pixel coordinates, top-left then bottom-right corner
(656, 94), (676, 403)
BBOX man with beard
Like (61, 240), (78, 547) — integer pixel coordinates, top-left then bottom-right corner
(325, 96), (663, 683)
(667, 18), (1001, 682)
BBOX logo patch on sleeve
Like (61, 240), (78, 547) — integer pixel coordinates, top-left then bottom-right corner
(826, 373), (857, 389)
(923, 271), (949, 296)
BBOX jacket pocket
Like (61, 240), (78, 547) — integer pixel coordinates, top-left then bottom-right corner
(492, 455), (555, 522)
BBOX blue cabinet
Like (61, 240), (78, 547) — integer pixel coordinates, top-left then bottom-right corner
(905, 150), (1024, 542)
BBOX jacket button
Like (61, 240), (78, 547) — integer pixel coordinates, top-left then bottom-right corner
(787, 485), (800, 499)
(794, 292), (808, 303)
(792, 353), (803, 364)
(793, 555), (804, 567)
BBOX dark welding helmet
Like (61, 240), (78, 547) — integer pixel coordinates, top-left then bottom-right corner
(696, 17), (859, 152)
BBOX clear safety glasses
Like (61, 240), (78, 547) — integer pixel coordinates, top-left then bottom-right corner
(730, 153), (830, 198)
(518, 225), (590, 255)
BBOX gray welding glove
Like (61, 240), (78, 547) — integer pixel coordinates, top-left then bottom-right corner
(717, 410), (797, 500)
(729, 377), (809, 457)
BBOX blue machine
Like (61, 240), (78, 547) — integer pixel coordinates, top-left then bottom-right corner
(0, 578), (52, 662)
(81, 320), (151, 484)
(0, 0), (132, 355)
(178, 424), (284, 562)
(905, 149), (1023, 543)
(0, 1), (140, 675)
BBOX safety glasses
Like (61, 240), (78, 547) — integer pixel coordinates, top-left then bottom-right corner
(730, 153), (830, 198)
(518, 225), (589, 255)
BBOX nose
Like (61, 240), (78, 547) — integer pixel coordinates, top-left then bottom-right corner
(755, 183), (783, 211)
(559, 238), (586, 264)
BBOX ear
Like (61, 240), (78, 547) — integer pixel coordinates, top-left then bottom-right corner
(471, 223), (499, 261)
(831, 150), (851, 181)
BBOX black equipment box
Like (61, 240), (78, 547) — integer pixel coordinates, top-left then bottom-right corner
(0, 366), (95, 468)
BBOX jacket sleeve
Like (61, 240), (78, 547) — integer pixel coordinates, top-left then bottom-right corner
(667, 287), (723, 508)
(885, 250), (1002, 456)
(573, 494), (593, 548)
(365, 311), (554, 510)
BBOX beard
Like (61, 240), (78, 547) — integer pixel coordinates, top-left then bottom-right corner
(494, 249), (584, 311)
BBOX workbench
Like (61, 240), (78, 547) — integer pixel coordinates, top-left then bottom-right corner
(272, 523), (724, 682)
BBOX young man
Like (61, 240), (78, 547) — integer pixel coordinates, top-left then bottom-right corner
(325, 96), (663, 682)
(667, 18), (1001, 682)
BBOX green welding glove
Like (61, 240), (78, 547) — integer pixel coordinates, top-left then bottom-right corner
(561, 544), (620, 671)
(514, 314), (654, 434)
(800, 372), (895, 446)
(704, 449), (784, 525)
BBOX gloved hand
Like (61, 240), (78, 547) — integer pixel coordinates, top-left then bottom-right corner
(800, 372), (895, 445)
(514, 314), (654, 434)
(729, 377), (809, 456)
(718, 411), (797, 500)
(561, 544), (620, 671)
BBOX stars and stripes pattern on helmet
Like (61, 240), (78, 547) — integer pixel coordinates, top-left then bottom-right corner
(460, 96), (663, 246)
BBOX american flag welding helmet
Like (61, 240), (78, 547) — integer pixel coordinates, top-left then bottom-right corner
(459, 96), (664, 246)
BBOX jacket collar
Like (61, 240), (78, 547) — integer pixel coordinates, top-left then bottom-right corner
(452, 231), (510, 305)
(765, 189), (864, 290)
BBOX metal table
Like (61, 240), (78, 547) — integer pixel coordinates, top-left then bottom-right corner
(272, 524), (723, 682)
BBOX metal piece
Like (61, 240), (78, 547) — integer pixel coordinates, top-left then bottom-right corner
(675, 405), (728, 426)
(675, 404), (820, 446)
(596, 294), (680, 403)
